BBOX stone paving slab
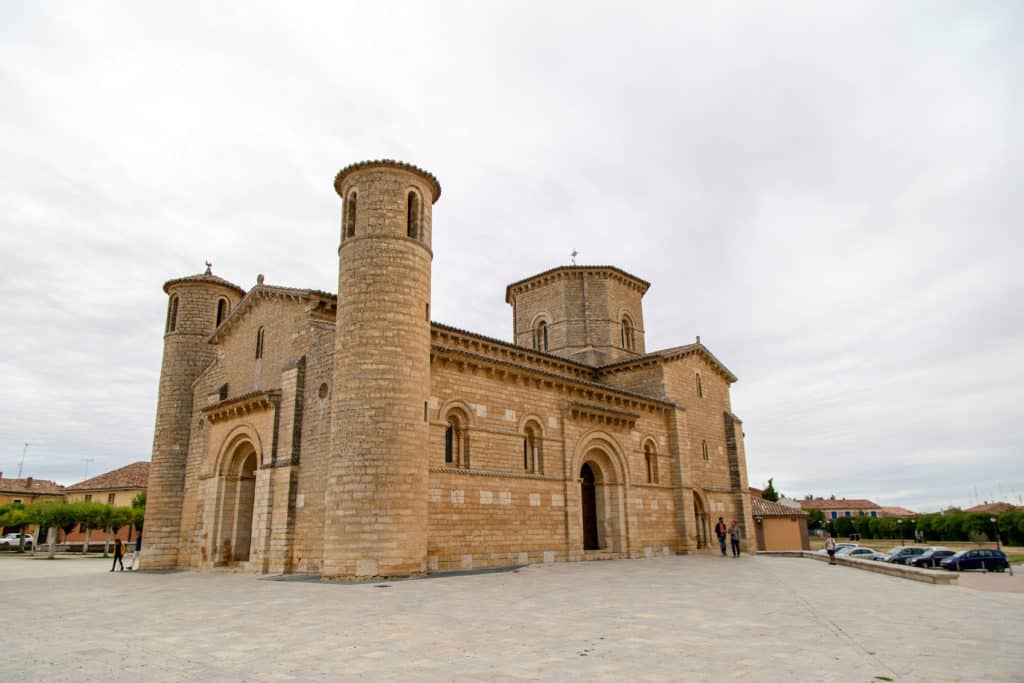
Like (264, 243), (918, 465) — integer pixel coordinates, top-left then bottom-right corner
(2, 553), (1022, 682)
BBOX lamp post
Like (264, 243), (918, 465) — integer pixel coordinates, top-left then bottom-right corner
(897, 519), (903, 544)
(992, 516), (1014, 576)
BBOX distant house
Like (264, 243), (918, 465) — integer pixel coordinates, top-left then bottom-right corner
(0, 475), (64, 537)
(964, 502), (1017, 514)
(799, 498), (881, 520)
(63, 462), (149, 544)
(751, 496), (809, 551)
(877, 506), (916, 518)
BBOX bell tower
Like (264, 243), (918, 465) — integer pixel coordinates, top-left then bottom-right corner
(143, 266), (244, 570)
(323, 160), (441, 578)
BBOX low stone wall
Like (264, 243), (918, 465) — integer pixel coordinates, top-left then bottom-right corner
(759, 550), (959, 585)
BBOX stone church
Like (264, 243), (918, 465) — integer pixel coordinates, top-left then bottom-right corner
(143, 160), (755, 578)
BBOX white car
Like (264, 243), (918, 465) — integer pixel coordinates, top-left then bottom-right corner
(0, 533), (33, 550)
(836, 546), (886, 561)
(817, 542), (859, 555)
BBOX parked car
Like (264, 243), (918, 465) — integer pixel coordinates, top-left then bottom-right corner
(910, 547), (955, 568)
(836, 546), (886, 561)
(883, 546), (929, 565)
(940, 549), (1010, 572)
(0, 533), (33, 550)
(816, 543), (859, 556)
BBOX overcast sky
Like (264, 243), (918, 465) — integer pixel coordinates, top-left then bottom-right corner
(1, 2), (1020, 511)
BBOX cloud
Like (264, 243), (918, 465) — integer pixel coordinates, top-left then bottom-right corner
(0, 2), (1020, 511)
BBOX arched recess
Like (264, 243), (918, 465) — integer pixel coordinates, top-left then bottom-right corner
(439, 398), (475, 468)
(692, 489), (710, 550)
(570, 432), (629, 554)
(208, 426), (265, 566)
(520, 416), (545, 474)
(641, 437), (659, 484)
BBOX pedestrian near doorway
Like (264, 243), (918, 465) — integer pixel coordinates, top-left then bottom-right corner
(111, 537), (125, 572)
(729, 521), (741, 557)
(715, 517), (727, 556)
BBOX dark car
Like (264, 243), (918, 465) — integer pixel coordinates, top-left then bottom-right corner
(885, 546), (928, 565)
(940, 549), (1010, 572)
(910, 547), (955, 568)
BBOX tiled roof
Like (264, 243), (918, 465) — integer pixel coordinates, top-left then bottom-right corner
(0, 477), (64, 495)
(752, 497), (808, 517)
(799, 498), (879, 511)
(597, 342), (738, 384)
(333, 159), (441, 202)
(65, 462), (150, 492)
(964, 502), (1017, 514)
(504, 265), (650, 302)
(163, 270), (245, 296)
(877, 506), (917, 517)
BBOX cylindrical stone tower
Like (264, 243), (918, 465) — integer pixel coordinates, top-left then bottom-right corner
(323, 160), (440, 578)
(142, 267), (244, 570)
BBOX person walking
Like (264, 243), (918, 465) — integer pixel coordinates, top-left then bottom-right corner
(715, 517), (728, 556)
(826, 533), (837, 565)
(131, 534), (142, 571)
(729, 520), (741, 557)
(111, 537), (125, 572)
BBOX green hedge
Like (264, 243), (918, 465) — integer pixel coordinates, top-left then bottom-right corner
(812, 509), (1024, 546)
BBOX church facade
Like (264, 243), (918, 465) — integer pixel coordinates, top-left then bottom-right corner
(142, 160), (755, 578)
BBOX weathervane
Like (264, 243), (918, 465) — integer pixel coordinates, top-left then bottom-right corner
(204, 260), (213, 275)
(570, 249), (578, 265)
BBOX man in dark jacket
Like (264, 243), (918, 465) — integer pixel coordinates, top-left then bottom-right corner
(715, 517), (727, 556)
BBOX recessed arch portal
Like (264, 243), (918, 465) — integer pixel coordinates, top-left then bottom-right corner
(573, 438), (628, 554)
(213, 438), (260, 564)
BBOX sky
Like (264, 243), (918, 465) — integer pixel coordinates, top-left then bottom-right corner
(1, 2), (1021, 512)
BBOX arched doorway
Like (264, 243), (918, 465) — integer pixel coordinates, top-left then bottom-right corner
(215, 441), (259, 564)
(693, 493), (709, 549)
(580, 463), (599, 550)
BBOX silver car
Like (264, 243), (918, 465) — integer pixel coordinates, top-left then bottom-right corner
(836, 546), (886, 561)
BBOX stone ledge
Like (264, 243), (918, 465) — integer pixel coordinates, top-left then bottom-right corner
(758, 551), (960, 585)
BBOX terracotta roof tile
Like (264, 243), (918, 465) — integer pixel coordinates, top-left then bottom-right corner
(0, 477), (64, 495)
(65, 462), (150, 492)
(752, 497), (808, 517)
(963, 502), (1017, 514)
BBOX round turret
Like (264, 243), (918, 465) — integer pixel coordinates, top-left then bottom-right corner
(143, 265), (244, 570)
(323, 160), (440, 579)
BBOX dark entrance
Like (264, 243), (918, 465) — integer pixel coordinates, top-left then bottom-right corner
(581, 463), (599, 550)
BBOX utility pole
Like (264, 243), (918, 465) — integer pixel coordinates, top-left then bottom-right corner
(82, 457), (94, 481)
(17, 442), (29, 478)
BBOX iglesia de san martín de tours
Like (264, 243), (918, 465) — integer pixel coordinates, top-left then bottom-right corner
(142, 159), (756, 579)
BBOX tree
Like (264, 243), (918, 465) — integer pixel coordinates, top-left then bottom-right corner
(806, 508), (825, 529)
(75, 502), (108, 554)
(0, 503), (31, 552)
(28, 502), (78, 559)
(762, 478), (780, 502)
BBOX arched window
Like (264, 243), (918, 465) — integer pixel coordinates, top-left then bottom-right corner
(522, 423), (543, 474)
(166, 295), (179, 333)
(344, 191), (357, 238)
(215, 298), (228, 327)
(407, 190), (421, 239)
(644, 442), (657, 483)
(443, 410), (470, 468)
(534, 321), (548, 351)
(621, 316), (635, 351)
(696, 373), (703, 398)
(702, 440), (709, 461)
(255, 326), (265, 360)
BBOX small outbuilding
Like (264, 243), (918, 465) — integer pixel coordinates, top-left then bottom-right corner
(752, 496), (810, 551)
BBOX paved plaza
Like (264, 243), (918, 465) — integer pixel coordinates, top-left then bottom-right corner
(3, 553), (1022, 682)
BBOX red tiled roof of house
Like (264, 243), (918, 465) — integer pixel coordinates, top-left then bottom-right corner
(799, 498), (879, 511)
(65, 462), (150, 492)
(752, 497), (808, 517)
(877, 506), (917, 517)
(0, 476), (64, 495)
(963, 502), (1017, 514)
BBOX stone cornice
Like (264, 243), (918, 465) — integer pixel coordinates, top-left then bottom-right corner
(334, 159), (441, 202)
(431, 344), (674, 415)
(203, 390), (281, 424)
(597, 342), (738, 384)
(431, 323), (594, 381)
(566, 401), (640, 429)
(505, 265), (650, 304)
